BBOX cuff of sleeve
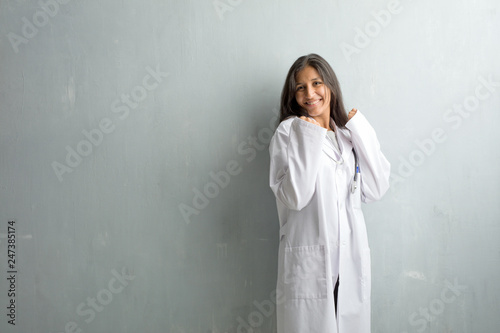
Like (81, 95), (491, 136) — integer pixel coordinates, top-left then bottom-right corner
(292, 117), (328, 138)
(345, 110), (369, 132)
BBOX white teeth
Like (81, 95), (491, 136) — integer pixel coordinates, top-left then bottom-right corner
(306, 100), (320, 105)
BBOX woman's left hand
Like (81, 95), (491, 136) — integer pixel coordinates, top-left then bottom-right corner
(348, 108), (358, 120)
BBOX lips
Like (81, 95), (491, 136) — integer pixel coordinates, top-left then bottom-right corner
(305, 99), (321, 106)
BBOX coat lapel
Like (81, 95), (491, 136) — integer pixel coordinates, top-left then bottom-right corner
(323, 128), (354, 163)
(322, 132), (342, 162)
(336, 128), (353, 160)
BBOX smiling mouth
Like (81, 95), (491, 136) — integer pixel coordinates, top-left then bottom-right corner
(305, 99), (321, 106)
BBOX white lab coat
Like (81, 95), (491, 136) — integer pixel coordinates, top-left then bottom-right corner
(269, 111), (390, 333)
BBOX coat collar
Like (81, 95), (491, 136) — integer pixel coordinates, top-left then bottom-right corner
(323, 132), (342, 162)
(322, 128), (353, 162)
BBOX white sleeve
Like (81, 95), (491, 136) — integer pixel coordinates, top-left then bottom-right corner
(269, 117), (327, 211)
(346, 111), (391, 203)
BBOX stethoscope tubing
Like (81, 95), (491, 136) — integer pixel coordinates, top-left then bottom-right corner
(351, 149), (359, 194)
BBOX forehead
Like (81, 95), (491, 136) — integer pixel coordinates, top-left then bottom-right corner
(295, 65), (322, 83)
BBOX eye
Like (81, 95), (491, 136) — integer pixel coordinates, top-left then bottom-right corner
(313, 81), (323, 86)
(296, 86), (304, 91)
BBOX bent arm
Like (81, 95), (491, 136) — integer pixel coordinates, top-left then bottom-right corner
(269, 118), (327, 210)
(346, 111), (391, 203)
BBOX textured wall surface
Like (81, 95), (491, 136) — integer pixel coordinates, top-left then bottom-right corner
(0, 0), (499, 332)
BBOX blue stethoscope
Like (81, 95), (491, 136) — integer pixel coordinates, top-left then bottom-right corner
(351, 149), (360, 194)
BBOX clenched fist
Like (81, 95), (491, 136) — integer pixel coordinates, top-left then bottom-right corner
(299, 116), (321, 127)
(348, 108), (358, 120)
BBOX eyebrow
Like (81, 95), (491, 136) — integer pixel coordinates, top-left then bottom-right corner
(296, 78), (322, 85)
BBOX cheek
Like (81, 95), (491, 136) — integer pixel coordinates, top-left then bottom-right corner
(295, 93), (302, 104)
(323, 89), (331, 104)
(321, 87), (328, 98)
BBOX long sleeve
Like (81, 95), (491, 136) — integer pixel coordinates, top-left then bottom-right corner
(269, 117), (327, 211)
(346, 111), (391, 203)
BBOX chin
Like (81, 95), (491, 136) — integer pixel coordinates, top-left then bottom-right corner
(308, 108), (328, 118)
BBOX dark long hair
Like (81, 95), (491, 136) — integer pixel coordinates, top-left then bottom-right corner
(279, 54), (348, 128)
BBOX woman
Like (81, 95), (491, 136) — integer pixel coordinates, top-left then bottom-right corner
(269, 54), (390, 333)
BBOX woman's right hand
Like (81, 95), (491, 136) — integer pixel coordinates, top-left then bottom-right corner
(299, 116), (321, 127)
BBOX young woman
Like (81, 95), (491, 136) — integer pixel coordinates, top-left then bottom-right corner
(269, 54), (390, 333)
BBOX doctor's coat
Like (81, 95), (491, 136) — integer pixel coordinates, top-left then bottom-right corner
(269, 111), (390, 333)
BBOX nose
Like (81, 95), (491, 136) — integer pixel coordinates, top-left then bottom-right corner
(305, 86), (315, 98)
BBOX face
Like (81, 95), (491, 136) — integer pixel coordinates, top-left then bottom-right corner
(294, 65), (331, 118)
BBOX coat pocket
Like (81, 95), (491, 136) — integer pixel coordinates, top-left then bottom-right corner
(283, 245), (327, 299)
